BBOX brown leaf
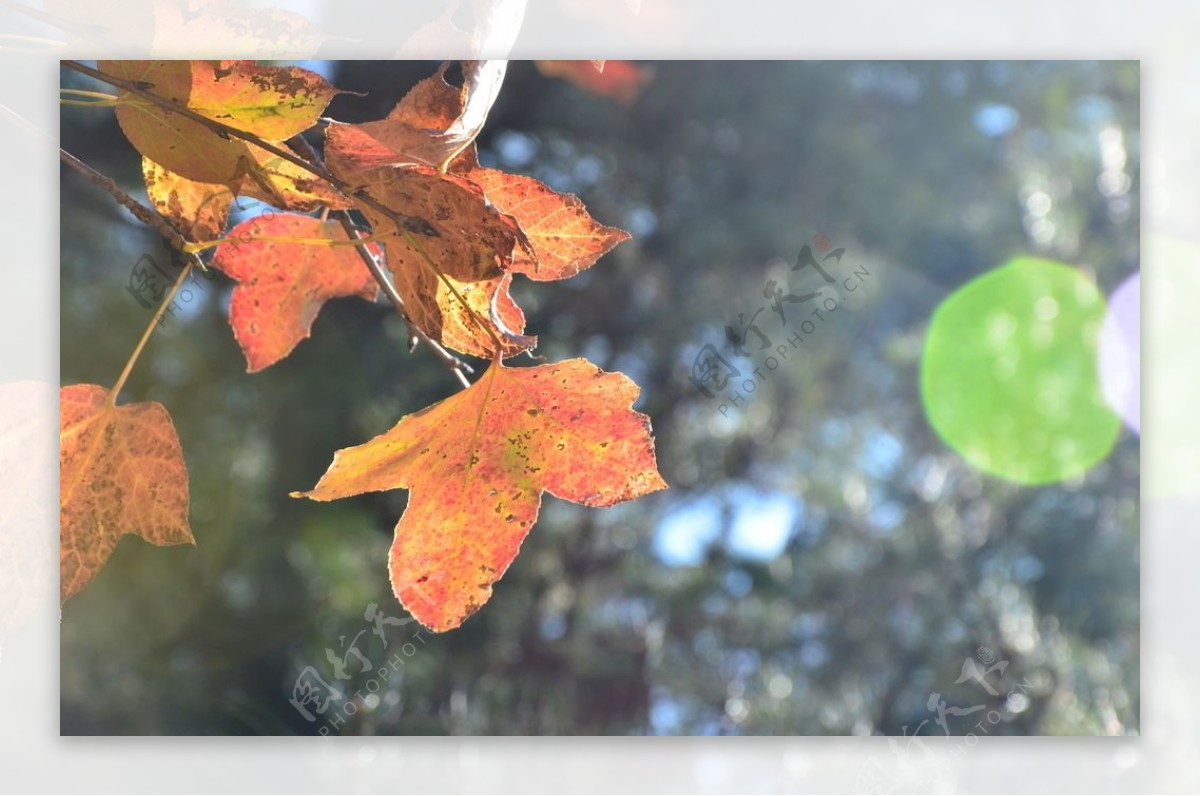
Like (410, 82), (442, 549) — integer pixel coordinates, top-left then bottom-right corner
(352, 164), (535, 359)
(324, 60), (506, 175)
(143, 145), (353, 246)
(294, 358), (667, 631)
(60, 385), (194, 603)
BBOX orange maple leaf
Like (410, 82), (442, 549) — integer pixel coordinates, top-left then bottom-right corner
(60, 385), (194, 603)
(212, 214), (381, 372)
(463, 168), (631, 281)
(294, 358), (667, 632)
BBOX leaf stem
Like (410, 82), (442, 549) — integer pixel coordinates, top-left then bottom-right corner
(60, 147), (216, 403)
(60, 87), (119, 105)
(108, 259), (194, 406)
(341, 216), (473, 390)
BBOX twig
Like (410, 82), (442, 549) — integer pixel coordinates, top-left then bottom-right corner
(287, 133), (474, 388)
(61, 148), (184, 248)
(340, 215), (473, 389)
(59, 147), (211, 275)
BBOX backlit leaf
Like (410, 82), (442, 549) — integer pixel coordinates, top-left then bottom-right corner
(294, 358), (666, 632)
(465, 167), (630, 280)
(212, 214), (380, 372)
(100, 60), (337, 185)
(143, 157), (234, 243)
(350, 163), (534, 359)
(60, 385), (194, 603)
(143, 146), (352, 246)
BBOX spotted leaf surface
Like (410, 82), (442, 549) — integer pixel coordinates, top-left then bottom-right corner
(465, 168), (630, 281)
(294, 358), (667, 632)
(100, 60), (337, 184)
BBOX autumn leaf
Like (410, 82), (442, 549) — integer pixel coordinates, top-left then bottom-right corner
(144, 146), (352, 246)
(324, 60), (506, 175)
(99, 60), (338, 185)
(464, 167), (631, 280)
(350, 163), (535, 359)
(143, 157), (234, 243)
(144, 154), (338, 246)
(212, 214), (380, 372)
(536, 60), (651, 104)
(235, 142), (354, 213)
(60, 384), (194, 603)
(294, 358), (667, 632)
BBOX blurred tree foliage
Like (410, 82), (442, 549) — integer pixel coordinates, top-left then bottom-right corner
(60, 60), (1138, 735)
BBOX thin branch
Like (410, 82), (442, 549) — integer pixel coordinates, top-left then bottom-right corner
(61, 148), (182, 248)
(340, 215), (472, 389)
(59, 147), (211, 275)
(287, 133), (474, 388)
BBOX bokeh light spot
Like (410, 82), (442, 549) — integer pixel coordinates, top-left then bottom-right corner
(921, 257), (1121, 485)
(1098, 272), (1140, 433)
